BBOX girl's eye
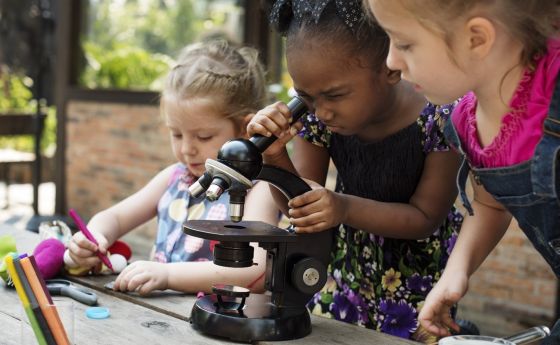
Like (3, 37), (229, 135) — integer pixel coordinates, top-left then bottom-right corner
(198, 136), (212, 141)
(297, 93), (312, 101)
(172, 133), (182, 139)
(326, 94), (344, 100)
(395, 43), (412, 51)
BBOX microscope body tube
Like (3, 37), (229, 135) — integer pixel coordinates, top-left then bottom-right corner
(249, 96), (307, 152)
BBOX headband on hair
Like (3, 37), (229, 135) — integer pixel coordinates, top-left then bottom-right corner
(270, 0), (363, 32)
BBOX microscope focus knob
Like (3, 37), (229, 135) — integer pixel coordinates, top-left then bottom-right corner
(291, 257), (327, 295)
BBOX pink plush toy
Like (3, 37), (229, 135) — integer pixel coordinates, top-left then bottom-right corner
(33, 238), (66, 279)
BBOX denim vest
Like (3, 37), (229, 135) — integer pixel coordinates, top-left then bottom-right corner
(443, 79), (560, 277)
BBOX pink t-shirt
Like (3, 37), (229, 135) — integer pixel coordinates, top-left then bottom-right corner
(452, 39), (560, 168)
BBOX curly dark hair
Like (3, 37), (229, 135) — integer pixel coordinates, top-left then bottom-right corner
(267, 0), (390, 71)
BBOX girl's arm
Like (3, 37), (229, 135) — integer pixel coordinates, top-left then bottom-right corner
(292, 135), (330, 186)
(419, 177), (512, 336)
(292, 150), (462, 238)
(68, 164), (174, 268)
(165, 180), (279, 293)
(443, 177), (512, 277)
(347, 149), (462, 239)
(86, 164), (175, 244)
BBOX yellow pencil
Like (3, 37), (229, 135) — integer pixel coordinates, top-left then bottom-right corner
(5, 254), (48, 345)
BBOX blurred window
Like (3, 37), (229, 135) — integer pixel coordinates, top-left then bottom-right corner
(78, 0), (246, 91)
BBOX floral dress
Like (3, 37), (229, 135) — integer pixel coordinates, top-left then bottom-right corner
(301, 103), (463, 342)
(152, 163), (229, 263)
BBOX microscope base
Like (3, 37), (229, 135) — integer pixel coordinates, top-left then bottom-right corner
(190, 293), (311, 342)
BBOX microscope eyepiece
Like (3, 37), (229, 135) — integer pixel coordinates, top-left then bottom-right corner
(249, 96), (308, 153)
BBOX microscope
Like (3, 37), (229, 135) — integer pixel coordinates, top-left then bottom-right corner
(184, 97), (333, 342)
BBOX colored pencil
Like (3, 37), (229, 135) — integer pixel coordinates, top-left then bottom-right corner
(69, 208), (114, 271)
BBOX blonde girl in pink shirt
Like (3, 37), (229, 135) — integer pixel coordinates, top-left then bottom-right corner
(366, 0), (560, 342)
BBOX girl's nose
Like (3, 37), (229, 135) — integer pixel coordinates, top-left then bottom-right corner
(313, 101), (334, 122)
(182, 138), (197, 156)
(386, 43), (403, 72)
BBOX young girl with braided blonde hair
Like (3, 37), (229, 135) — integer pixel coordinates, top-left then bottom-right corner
(67, 40), (279, 295)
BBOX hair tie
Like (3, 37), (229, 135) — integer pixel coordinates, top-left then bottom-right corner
(269, 0), (363, 32)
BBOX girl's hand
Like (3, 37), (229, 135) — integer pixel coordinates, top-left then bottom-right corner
(247, 101), (303, 159)
(288, 187), (347, 233)
(67, 231), (110, 269)
(114, 261), (169, 296)
(418, 272), (468, 336)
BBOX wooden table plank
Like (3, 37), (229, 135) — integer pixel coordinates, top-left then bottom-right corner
(264, 315), (420, 345)
(66, 274), (195, 321)
(0, 283), (238, 345)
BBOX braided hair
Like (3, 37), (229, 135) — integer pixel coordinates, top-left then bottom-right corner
(162, 40), (267, 120)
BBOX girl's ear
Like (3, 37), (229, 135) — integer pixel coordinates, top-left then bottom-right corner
(465, 17), (495, 59)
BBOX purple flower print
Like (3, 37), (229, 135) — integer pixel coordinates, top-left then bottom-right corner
(379, 299), (417, 339)
(445, 233), (458, 255)
(369, 233), (384, 246)
(406, 274), (433, 296)
(330, 288), (368, 325)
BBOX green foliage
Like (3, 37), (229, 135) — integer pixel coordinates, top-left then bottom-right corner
(0, 73), (56, 153)
(80, 42), (172, 90)
(79, 0), (205, 90)
(0, 75), (34, 112)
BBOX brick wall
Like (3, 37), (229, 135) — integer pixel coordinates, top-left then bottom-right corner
(65, 101), (174, 246)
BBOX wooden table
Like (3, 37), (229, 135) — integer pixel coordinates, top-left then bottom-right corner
(0, 224), (420, 345)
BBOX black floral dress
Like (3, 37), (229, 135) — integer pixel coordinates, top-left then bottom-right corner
(301, 103), (463, 342)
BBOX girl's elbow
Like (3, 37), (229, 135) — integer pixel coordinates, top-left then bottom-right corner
(410, 219), (441, 240)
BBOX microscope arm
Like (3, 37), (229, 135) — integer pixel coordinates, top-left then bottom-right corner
(256, 165), (311, 200)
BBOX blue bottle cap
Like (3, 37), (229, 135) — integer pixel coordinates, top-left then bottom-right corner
(86, 306), (110, 319)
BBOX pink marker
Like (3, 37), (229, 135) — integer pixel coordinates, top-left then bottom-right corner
(68, 208), (114, 272)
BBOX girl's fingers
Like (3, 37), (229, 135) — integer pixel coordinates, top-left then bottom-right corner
(249, 103), (292, 136)
(288, 190), (322, 208)
(288, 201), (323, 219)
(420, 309), (449, 337)
(137, 279), (156, 296)
(127, 273), (150, 293)
(289, 211), (326, 228)
(75, 255), (100, 269)
(73, 234), (98, 252)
(67, 241), (101, 268)
(115, 264), (138, 291)
(67, 240), (94, 258)
(293, 221), (329, 233)
(419, 294), (458, 337)
(247, 119), (273, 137)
